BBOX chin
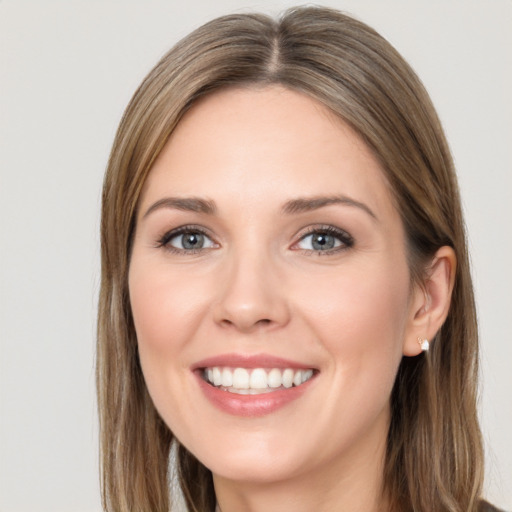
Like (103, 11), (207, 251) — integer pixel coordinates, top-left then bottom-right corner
(207, 455), (301, 484)
(180, 430), (304, 484)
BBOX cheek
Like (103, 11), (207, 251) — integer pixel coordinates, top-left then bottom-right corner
(128, 262), (208, 355)
(299, 262), (410, 343)
(127, 260), (209, 411)
(293, 265), (410, 450)
(296, 263), (410, 400)
(128, 261), (212, 435)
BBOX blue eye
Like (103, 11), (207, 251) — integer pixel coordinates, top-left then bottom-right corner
(159, 227), (216, 253)
(296, 227), (353, 253)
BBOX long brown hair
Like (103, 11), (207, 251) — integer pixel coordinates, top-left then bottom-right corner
(97, 6), (483, 511)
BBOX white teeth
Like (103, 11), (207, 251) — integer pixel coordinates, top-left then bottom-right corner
(229, 388), (274, 395)
(249, 368), (268, 389)
(203, 366), (315, 393)
(302, 369), (313, 383)
(221, 368), (233, 387)
(282, 368), (294, 388)
(267, 368), (282, 388)
(212, 367), (222, 386)
(232, 368), (250, 389)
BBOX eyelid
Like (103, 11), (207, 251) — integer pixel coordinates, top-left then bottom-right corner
(291, 224), (354, 253)
(156, 224), (219, 254)
(155, 223), (353, 255)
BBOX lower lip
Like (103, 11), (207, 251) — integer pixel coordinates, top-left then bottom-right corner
(195, 372), (315, 417)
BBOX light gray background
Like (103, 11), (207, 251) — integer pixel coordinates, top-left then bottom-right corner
(1, 1), (510, 511)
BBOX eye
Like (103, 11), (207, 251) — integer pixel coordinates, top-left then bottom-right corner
(295, 226), (353, 253)
(170, 231), (214, 250)
(158, 226), (217, 253)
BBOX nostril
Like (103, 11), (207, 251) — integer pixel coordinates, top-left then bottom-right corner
(219, 317), (272, 330)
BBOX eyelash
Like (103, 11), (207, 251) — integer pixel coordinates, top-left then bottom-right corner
(156, 225), (216, 255)
(294, 225), (354, 255)
(155, 224), (354, 255)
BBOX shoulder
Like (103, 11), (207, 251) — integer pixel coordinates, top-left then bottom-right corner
(479, 500), (507, 512)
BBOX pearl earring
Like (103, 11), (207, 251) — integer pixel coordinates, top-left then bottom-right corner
(417, 337), (429, 352)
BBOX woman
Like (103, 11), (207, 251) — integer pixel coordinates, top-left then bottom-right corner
(97, 6), (500, 511)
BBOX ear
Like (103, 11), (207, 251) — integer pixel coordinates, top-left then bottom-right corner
(403, 246), (457, 356)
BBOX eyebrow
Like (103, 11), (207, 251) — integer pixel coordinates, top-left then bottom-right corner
(142, 197), (216, 219)
(282, 195), (377, 220)
(142, 194), (376, 220)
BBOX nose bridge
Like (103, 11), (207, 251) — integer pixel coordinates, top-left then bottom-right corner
(213, 240), (289, 332)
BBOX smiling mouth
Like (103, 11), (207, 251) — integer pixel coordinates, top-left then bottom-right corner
(202, 367), (315, 395)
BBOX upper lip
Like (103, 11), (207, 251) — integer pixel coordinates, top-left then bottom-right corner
(192, 353), (317, 371)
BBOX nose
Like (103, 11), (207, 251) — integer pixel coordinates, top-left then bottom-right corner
(212, 251), (291, 333)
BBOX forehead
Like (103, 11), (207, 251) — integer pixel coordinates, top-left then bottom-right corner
(139, 86), (395, 218)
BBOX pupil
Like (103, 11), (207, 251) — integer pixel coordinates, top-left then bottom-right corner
(312, 233), (334, 250)
(183, 233), (203, 249)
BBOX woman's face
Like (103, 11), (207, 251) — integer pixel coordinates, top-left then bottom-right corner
(129, 86), (421, 484)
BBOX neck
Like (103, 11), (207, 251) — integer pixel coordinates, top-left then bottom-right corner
(213, 417), (390, 512)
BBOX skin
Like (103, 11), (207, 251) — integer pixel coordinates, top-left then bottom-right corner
(129, 86), (455, 512)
